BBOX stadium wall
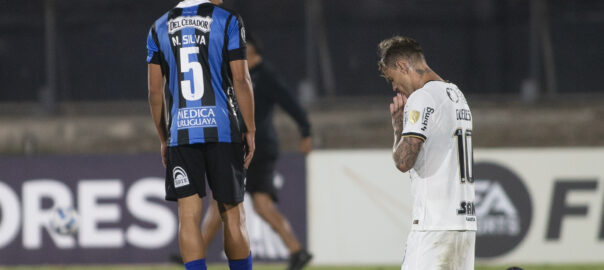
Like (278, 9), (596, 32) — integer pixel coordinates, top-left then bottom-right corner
(308, 148), (604, 265)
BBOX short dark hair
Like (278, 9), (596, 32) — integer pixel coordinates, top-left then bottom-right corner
(378, 36), (424, 73)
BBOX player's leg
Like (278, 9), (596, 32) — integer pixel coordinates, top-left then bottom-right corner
(252, 192), (301, 251)
(201, 200), (222, 249)
(204, 142), (251, 269)
(251, 192), (312, 270)
(166, 145), (209, 270)
(403, 231), (459, 270)
(458, 231), (476, 270)
(246, 156), (312, 269)
(400, 231), (419, 270)
(177, 195), (207, 267)
(246, 158), (302, 253)
(217, 201), (251, 259)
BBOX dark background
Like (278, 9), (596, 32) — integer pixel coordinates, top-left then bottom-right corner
(1, 0), (603, 102)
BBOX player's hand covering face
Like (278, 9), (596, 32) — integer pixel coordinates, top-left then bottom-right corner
(390, 93), (407, 134)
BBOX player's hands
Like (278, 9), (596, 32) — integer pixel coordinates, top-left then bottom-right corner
(160, 142), (167, 168)
(390, 93), (407, 134)
(242, 131), (255, 169)
(299, 136), (313, 155)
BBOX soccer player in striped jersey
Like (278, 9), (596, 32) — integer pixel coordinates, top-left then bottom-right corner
(147, 0), (254, 269)
(200, 33), (313, 270)
(378, 36), (476, 270)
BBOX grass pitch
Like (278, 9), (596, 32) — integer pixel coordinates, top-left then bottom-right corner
(1, 264), (604, 270)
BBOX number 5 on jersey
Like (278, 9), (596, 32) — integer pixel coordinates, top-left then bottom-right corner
(454, 128), (473, 183)
(180, 47), (204, 101)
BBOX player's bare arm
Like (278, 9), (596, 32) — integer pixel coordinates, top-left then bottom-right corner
(230, 59), (255, 169)
(393, 136), (423, 172)
(148, 63), (168, 167)
(390, 93), (423, 172)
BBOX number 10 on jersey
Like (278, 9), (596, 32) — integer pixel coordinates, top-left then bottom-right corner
(454, 129), (473, 183)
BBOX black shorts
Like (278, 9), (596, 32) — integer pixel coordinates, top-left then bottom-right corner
(165, 143), (245, 204)
(245, 156), (279, 201)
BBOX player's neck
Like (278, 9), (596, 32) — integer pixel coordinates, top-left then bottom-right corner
(414, 66), (442, 90)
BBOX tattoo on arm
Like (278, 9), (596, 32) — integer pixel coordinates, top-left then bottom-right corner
(393, 136), (423, 172)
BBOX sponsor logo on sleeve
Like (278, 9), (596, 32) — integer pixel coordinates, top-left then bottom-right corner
(172, 166), (190, 188)
(420, 107), (434, 131)
(168, 16), (213, 34)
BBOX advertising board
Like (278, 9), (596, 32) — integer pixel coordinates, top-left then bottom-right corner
(308, 148), (604, 265)
(0, 153), (306, 265)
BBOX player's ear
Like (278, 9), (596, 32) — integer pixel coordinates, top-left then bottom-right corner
(394, 59), (409, 74)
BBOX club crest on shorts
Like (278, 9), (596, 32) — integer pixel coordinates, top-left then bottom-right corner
(173, 166), (190, 188)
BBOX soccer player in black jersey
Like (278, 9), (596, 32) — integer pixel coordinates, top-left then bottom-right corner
(147, 0), (254, 269)
(200, 33), (313, 270)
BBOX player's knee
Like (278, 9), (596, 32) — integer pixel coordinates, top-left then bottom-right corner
(252, 193), (275, 215)
(179, 210), (202, 226)
(219, 202), (245, 222)
(252, 199), (269, 217)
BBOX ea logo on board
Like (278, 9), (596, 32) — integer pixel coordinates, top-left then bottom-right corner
(173, 166), (190, 188)
(474, 162), (533, 258)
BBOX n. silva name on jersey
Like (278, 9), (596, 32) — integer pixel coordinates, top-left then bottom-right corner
(167, 14), (219, 134)
(147, 3), (247, 146)
(171, 33), (207, 47)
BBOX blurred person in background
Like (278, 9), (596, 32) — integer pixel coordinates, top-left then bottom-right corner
(378, 36), (476, 270)
(147, 0), (255, 269)
(201, 32), (313, 270)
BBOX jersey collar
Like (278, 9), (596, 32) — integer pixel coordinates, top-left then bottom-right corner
(177, 0), (211, 8)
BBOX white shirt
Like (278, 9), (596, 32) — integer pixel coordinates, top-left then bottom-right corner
(401, 81), (477, 231)
(177, 0), (211, 8)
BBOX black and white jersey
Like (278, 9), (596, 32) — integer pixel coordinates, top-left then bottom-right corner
(402, 81), (476, 231)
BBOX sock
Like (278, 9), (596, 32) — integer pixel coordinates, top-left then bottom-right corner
(228, 253), (252, 270)
(184, 258), (207, 270)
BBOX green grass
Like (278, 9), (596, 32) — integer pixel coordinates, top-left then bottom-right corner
(1, 264), (604, 270)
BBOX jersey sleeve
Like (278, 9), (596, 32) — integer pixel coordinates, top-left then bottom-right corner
(146, 26), (161, 64)
(401, 91), (437, 141)
(226, 14), (247, 61)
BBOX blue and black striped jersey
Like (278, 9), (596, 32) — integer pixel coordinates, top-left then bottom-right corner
(146, 0), (246, 146)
